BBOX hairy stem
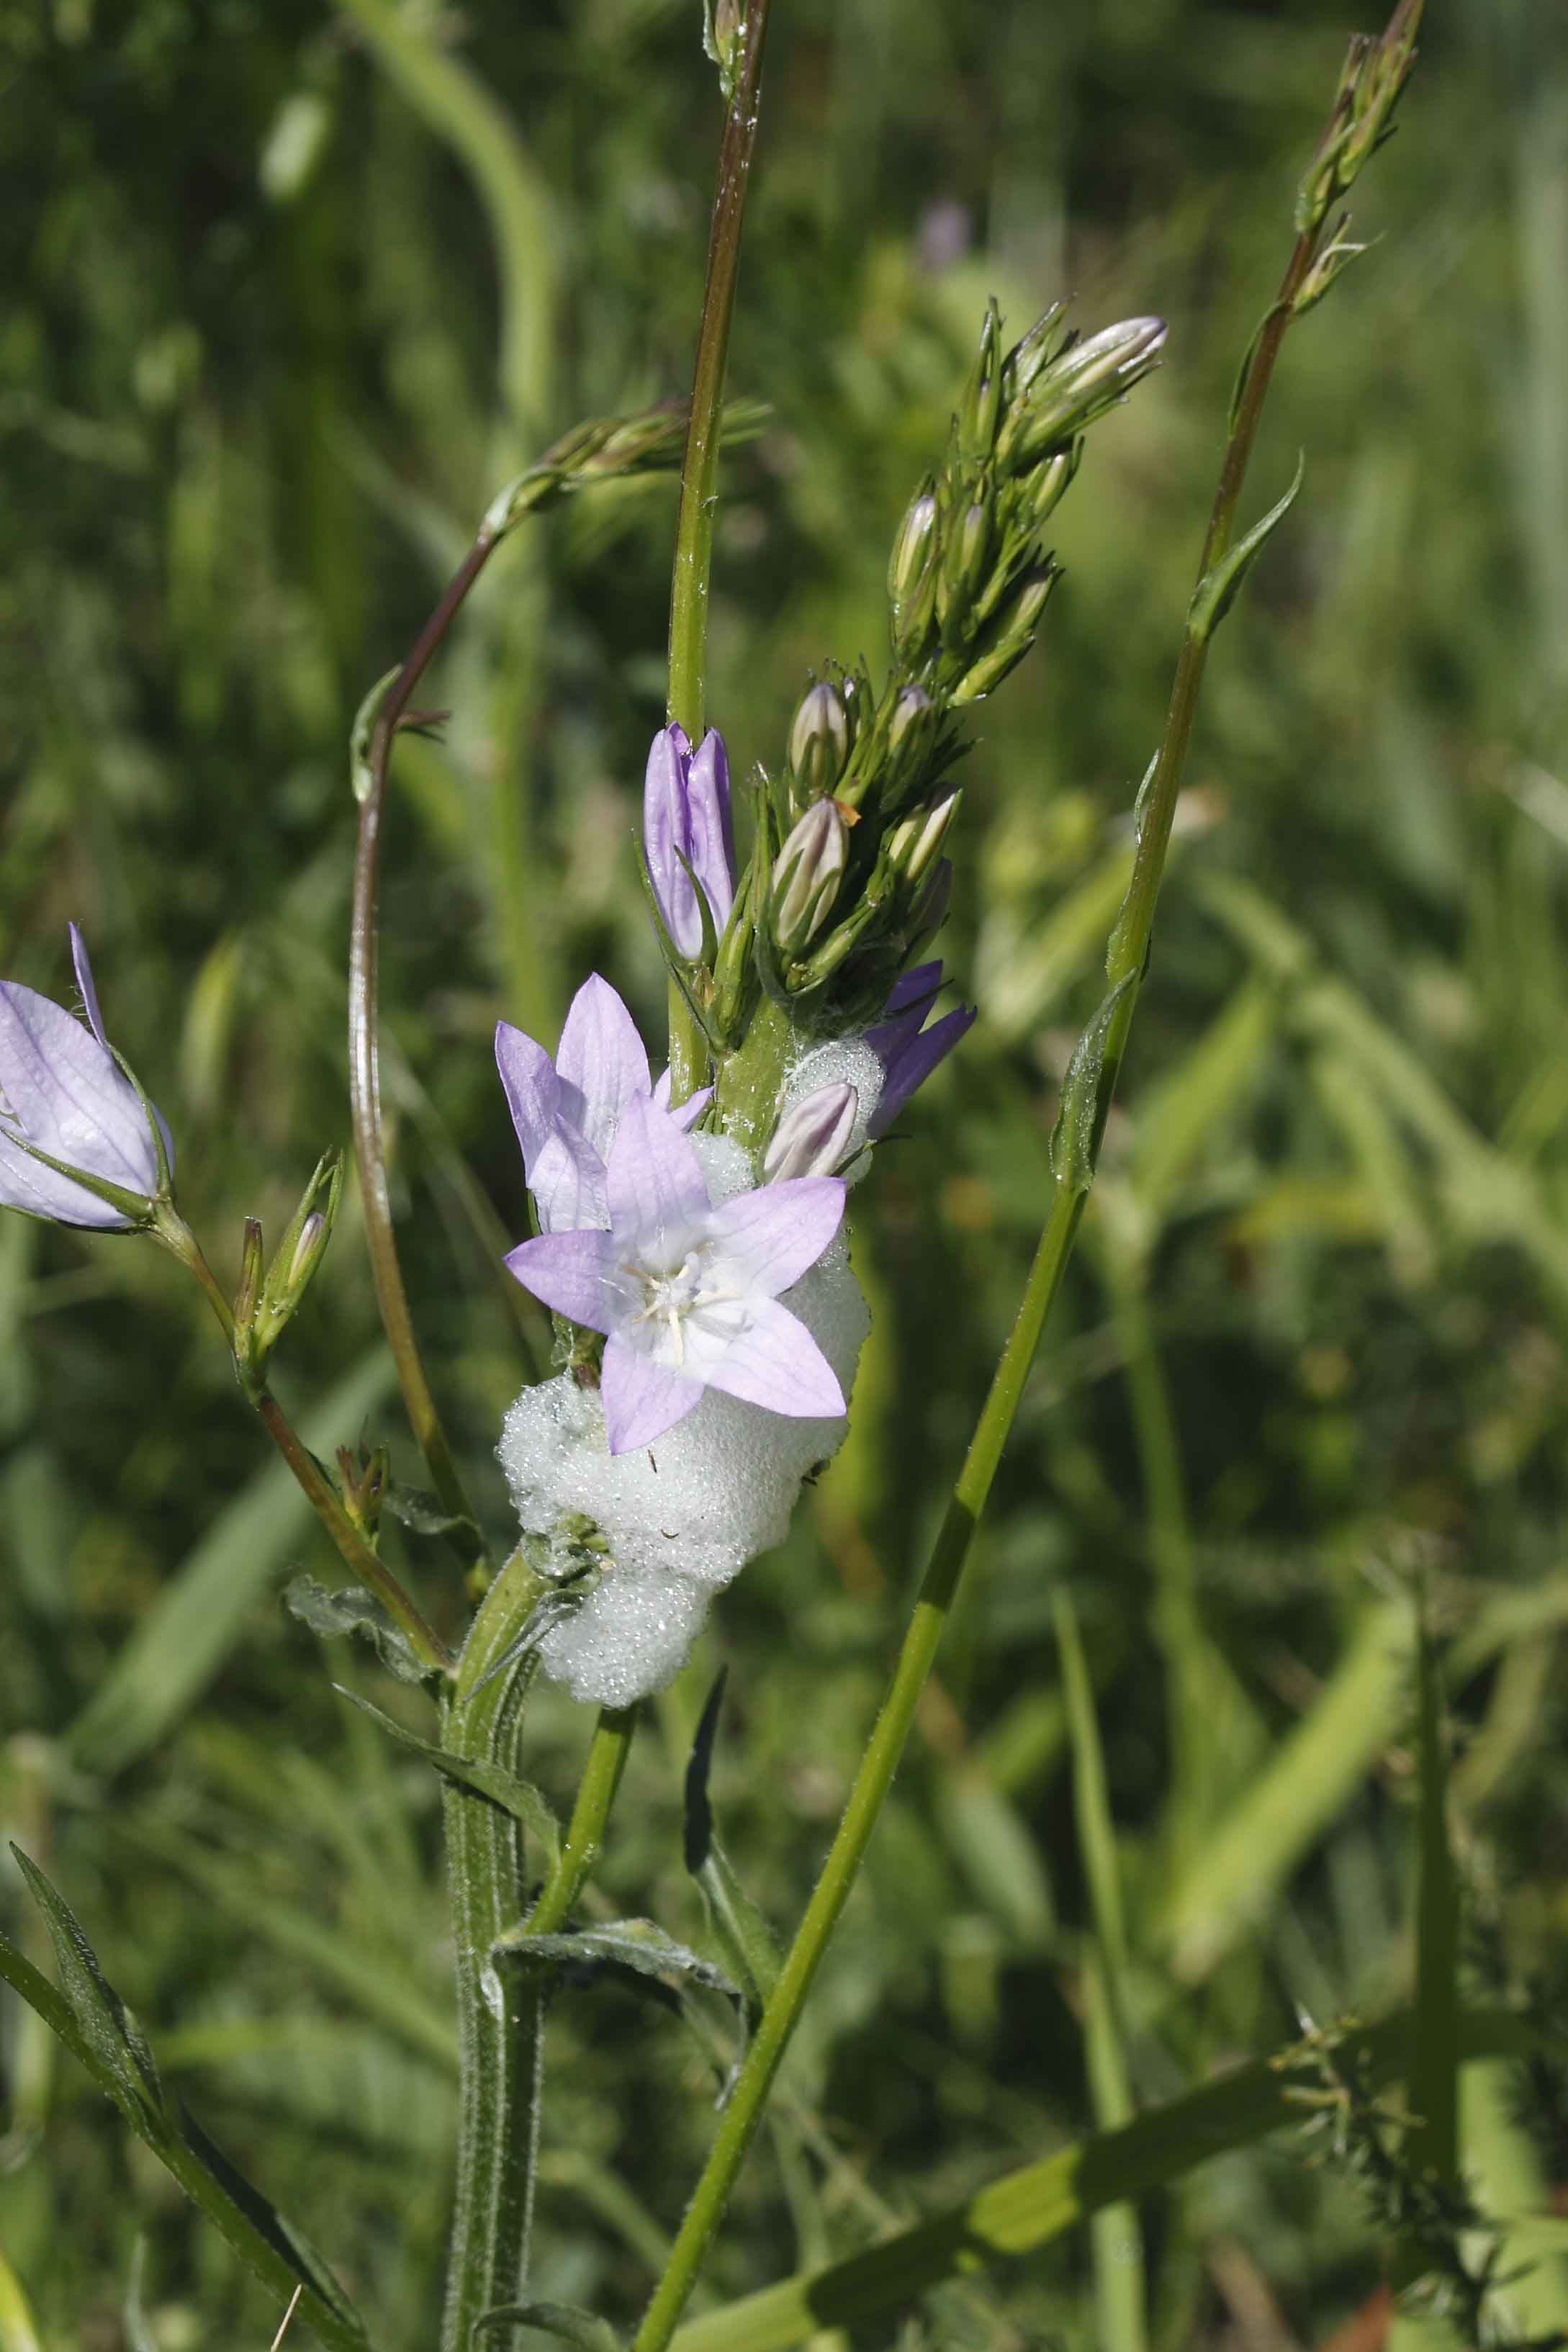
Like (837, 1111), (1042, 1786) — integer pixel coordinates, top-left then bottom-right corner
(442, 1551), (636, 2351)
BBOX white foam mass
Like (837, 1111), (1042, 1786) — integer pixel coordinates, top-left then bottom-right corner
(780, 1038), (885, 1177)
(498, 1233), (871, 1708)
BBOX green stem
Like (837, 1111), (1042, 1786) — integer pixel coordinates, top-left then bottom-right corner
(634, 92), (1344, 2352)
(154, 1204), (451, 1675)
(663, 0), (773, 1097)
(351, 533), (500, 1580)
(442, 1553), (637, 2351)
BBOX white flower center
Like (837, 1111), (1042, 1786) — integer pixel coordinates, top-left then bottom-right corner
(620, 1241), (741, 1368)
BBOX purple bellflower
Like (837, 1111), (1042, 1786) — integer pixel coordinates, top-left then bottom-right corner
(505, 1091), (846, 1455)
(0, 926), (169, 1228)
(865, 961), (976, 1139)
(496, 974), (711, 1234)
(643, 723), (736, 960)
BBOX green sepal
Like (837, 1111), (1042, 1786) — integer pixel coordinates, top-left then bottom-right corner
(284, 1573), (440, 1689)
(634, 836), (726, 1047)
(333, 1688), (562, 1869)
(1047, 971), (1137, 1196)
(0, 1851), (373, 2352)
(1187, 456), (1305, 646)
(474, 2303), (621, 2352)
(383, 1481), (482, 1541)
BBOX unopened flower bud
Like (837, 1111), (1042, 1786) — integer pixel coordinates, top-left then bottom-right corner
(644, 724), (736, 963)
(889, 683), (934, 748)
(888, 486), (939, 646)
(764, 1083), (858, 1182)
(771, 801), (848, 955)
(235, 1215), (263, 1333)
(288, 1212), (328, 1290)
(242, 1149), (343, 1378)
(887, 788), (961, 883)
(937, 500), (993, 634)
(906, 855), (953, 951)
(956, 299), (1004, 462)
(787, 682), (850, 800)
(336, 1441), (390, 1543)
(999, 315), (1166, 472)
(950, 566), (1055, 703)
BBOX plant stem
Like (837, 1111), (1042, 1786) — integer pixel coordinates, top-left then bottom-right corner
(634, 91), (1347, 2352)
(663, 0), (773, 1099)
(441, 1548), (547, 2352)
(153, 1204), (451, 1674)
(351, 533), (500, 1578)
(441, 1551), (636, 2351)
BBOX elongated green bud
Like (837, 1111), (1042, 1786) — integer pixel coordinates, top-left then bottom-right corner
(937, 500), (993, 636)
(996, 316), (1166, 474)
(770, 801), (848, 955)
(956, 299), (1005, 463)
(886, 788), (961, 884)
(950, 567), (1055, 703)
(787, 682), (850, 802)
(889, 485), (939, 652)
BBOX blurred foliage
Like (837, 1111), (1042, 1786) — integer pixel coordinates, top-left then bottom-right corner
(2, 0), (1568, 2346)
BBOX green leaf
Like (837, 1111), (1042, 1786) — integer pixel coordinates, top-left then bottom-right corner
(664, 2009), (1549, 2352)
(492, 1918), (740, 2006)
(1186, 455), (1304, 645)
(335, 1688), (562, 1869)
(382, 1482), (482, 1541)
(682, 1675), (782, 2017)
(474, 2302), (621, 2351)
(0, 2239), (45, 2352)
(0, 1855), (373, 2352)
(12, 1847), (164, 2129)
(286, 1574), (436, 1688)
(1047, 972), (1137, 1194)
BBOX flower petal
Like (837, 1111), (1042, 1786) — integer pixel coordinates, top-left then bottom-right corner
(685, 729), (736, 938)
(504, 1227), (618, 1332)
(605, 1092), (711, 1240)
(0, 980), (158, 1195)
(704, 1176), (844, 1297)
(600, 1334), (703, 1454)
(0, 1128), (135, 1227)
(865, 961), (944, 1059)
(698, 1295), (846, 1419)
(69, 924), (109, 1049)
(869, 1002), (976, 1137)
(527, 1122), (608, 1233)
(644, 726), (702, 959)
(652, 1071), (714, 1132)
(555, 976), (652, 1162)
(495, 1021), (562, 1173)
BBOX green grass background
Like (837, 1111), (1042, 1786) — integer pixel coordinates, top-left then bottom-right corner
(2, 0), (1567, 2344)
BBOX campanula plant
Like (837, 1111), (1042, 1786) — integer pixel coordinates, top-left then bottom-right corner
(0, 7), (1512, 2352)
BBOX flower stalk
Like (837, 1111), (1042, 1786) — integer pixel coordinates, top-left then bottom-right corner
(631, 11), (1423, 2342)
(664, 0), (774, 1100)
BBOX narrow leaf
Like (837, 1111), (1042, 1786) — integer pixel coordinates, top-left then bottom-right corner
(0, 1879), (372, 2350)
(493, 1919), (740, 2004)
(1186, 455), (1304, 645)
(335, 1688), (561, 1868)
(665, 2009), (1548, 2352)
(474, 2302), (621, 2351)
(1047, 972), (1136, 1194)
(286, 1574), (435, 1688)
(682, 1675), (782, 2017)
(12, 1847), (163, 2127)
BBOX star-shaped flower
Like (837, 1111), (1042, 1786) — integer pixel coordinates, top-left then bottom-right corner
(505, 1092), (846, 1454)
(495, 974), (710, 1233)
(864, 960), (976, 1137)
